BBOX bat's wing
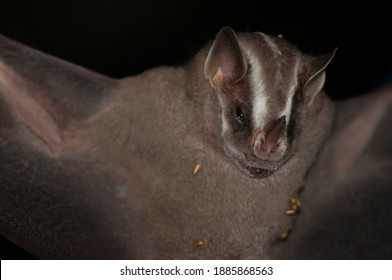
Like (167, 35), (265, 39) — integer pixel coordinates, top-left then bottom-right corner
(0, 35), (125, 259)
(272, 87), (392, 259)
(0, 34), (118, 154)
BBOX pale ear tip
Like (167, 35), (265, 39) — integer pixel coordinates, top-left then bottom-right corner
(330, 48), (338, 58)
(220, 26), (235, 31)
(218, 26), (236, 36)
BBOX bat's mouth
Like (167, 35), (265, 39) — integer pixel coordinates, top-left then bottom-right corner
(225, 145), (292, 178)
(245, 165), (274, 177)
(228, 155), (284, 178)
(223, 130), (296, 178)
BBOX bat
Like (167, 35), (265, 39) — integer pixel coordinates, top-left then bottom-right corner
(1, 26), (389, 259)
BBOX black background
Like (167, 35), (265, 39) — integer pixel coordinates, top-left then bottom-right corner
(0, 0), (391, 259)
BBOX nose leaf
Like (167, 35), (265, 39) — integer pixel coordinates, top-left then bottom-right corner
(264, 116), (286, 152)
(253, 116), (286, 160)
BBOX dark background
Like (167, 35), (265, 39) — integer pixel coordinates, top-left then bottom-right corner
(0, 0), (390, 259)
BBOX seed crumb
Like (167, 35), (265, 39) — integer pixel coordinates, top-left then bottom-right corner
(193, 163), (202, 175)
(286, 209), (297, 215)
(279, 230), (290, 240)
(193, 239), (208, 248)
(290, 195), (301, 208)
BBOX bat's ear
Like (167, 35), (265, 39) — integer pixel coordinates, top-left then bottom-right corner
(204, 26), (248, 89)
(303, 48), (337, 105)
(0, 35), (116, 154)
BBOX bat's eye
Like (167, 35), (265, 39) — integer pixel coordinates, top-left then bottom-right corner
(235, 106), (247, 127)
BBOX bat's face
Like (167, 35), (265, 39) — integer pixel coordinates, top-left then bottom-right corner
(204, 27), (336, 177)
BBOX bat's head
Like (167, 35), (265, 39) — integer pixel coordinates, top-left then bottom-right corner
(204, 27), (336, 177)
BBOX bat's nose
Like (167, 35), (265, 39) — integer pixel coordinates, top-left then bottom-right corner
(251, 116), (286, 161)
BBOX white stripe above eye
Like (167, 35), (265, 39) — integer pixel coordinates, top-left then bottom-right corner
(281, 55), (299, 123)
(248, 51), (268, 128)
(258, 33), (282, 88)
(250, 32), (286, 128)
(240, 32), (298, 130)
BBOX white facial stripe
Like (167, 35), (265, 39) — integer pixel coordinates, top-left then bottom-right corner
(217, 95), (230, 134)
(258, 33), (282, 88)
(237, 34), (269, 129)
(239, 32), (298, 130)
(221, 113), (229, 133)
(248, 51), (268, 128)
(281, 56), (299, 123)
(257, 32), (282, 56)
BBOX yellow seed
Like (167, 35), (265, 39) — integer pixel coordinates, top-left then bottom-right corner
(289, 195), (301, 209)
(279, 231), (290, 240)
(286, 209), (296, 215)
(193, 163), (202, 175)
(193, 239), (208, 247)
(290, 195), (298, 204)
(290, 204), (299, 211)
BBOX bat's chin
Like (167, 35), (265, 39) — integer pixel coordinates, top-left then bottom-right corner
(243, 165), (275, 178)
(240, 160), (286, 178)
(225, 145), (292, 178)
